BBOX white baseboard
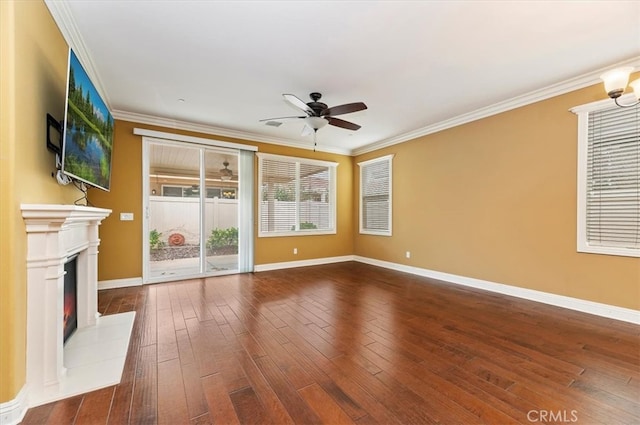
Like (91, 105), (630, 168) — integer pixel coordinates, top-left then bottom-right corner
(254, 255), (354, 272)
(0, 385), (28, 425)
(353, 256), (640, 325)
(114, 254), (636, 323)
(98, 277), (143, 290)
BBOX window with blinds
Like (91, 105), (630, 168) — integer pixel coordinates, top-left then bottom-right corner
(358, 155), (393, 236)
(258, 153), (337, 237)
(574, 99), (639, 258)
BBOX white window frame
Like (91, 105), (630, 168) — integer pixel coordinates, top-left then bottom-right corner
(257, 153), (338, 237)
(358, 154), (393, 236)
(572, 95), (639, 258)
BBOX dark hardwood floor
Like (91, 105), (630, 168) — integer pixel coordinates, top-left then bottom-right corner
(21, 262), (640, 424)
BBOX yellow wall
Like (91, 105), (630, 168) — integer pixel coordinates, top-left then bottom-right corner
(0, 0), (76, 403)
(89, 120), (354, 281)
(354, 81), (640, 310)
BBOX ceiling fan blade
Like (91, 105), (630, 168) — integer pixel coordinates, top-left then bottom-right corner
(322, 102), (367, 117)
(259, 116), (306, 122)
(327, 117), (361, 131)
(283, 94), (314, 115)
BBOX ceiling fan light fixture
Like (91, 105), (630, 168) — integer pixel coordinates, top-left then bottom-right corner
(628, 78), (640, 100)
(600, 67), (640, 107)
(304, 116), (328, 131)
(220, 160), (233, 181)
(600, 67), (633, 99)
(262, 93), (366, 139)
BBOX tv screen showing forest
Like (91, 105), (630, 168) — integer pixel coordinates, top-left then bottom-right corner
(62, 49), (114, 191)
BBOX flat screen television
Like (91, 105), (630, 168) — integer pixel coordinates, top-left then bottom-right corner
(61, 49), (114, 191)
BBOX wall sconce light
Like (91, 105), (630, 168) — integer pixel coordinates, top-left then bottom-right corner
(600, 67), (640, 107)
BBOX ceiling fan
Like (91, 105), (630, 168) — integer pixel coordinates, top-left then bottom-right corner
(261, 92), (367, 136)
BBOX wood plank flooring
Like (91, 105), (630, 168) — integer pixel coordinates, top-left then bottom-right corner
(21, 262), (640, 424)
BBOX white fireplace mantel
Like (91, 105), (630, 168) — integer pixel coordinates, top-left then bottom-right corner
(20, 204), (131, 408)
(22, 204), (111, 325)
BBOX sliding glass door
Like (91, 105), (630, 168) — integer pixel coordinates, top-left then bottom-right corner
(203, 149), (239, 274)
(143, 138), (248, 283)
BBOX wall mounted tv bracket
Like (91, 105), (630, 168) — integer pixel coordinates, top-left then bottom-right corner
(46, 113), (71, 185)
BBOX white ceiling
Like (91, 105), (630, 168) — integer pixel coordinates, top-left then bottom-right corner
(46, 1), (640, 155)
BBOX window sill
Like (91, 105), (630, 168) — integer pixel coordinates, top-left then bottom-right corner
(259, 230), (337, 238)
(360, 230), (392, 237)
(578, 245), (640, 258)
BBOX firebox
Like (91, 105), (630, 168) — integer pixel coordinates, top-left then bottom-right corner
(63, 255), (78, 343)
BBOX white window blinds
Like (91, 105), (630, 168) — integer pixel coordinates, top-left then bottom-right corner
(359, 155), (393, 235)
(258, 153), (337, 236)
(586, 105), (639, 251)
(574, 98), (639, 258)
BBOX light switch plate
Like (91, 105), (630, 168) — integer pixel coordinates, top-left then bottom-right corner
(120, 212), (134, 221)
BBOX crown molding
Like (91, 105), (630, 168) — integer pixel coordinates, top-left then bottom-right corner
(44, 0), (112, 108)
(352, 56), (640, 156)
(133, 127), (258, 152)
(113, 110), (352, 155)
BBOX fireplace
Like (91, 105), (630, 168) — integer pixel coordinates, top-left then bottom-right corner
(21, 204), (135, 408)
(63, 256), (78, 344)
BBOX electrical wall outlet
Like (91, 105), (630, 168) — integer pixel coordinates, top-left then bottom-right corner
(406, 251), (411, 259)
(120, 212), (134, 221)
(293, 248), (298, 255)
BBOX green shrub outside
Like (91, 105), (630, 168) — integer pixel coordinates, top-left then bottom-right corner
(207, 227), (239, 250)
(149, 229), (165, 250)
